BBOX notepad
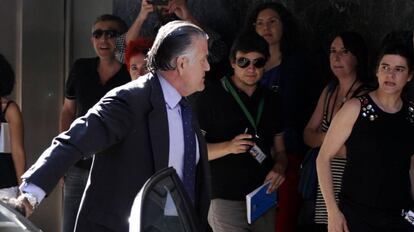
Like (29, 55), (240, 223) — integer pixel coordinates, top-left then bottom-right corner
(246, 181), (277, 224)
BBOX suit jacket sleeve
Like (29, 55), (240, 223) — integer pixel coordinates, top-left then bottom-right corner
(22, 84), (137, 194)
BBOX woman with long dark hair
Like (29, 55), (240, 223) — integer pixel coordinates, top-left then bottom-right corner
(304, 31), (370, 232)
(245, 3), (318, 231)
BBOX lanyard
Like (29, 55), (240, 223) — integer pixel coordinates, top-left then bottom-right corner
(222, 76), (265, 132)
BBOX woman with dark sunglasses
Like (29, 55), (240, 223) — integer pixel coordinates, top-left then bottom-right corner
(304, 31), (372, 232)
(59, 14), (130, 232)
(245, 3), (319, 231)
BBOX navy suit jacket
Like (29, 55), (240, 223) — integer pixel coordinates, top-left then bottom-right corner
(22, 73), (211, 232)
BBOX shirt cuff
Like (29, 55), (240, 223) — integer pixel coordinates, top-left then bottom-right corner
(19, 182), (46, 203)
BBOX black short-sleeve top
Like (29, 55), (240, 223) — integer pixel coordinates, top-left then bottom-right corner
(196, 78), (284, 200)
(65, 57), (130, 117)
(65, 57), (130, 169)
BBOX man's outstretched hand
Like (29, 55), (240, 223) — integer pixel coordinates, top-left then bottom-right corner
(1, 195), (34, 217)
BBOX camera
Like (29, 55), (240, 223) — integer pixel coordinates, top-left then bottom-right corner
(147, 0), (169, 5)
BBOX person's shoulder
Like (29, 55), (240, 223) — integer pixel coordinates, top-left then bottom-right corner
(341, 96), (363, 115)
(109, 73), (157, 98)
(198, 78), (223, 95)
(206, 78), (224, 90)
(346, 97), (363, 107)
(2, 100), (22, 121)
(195, 78), (226, 106)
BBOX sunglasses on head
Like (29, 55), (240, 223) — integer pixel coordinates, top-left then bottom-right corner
(236, 57), (266, 69)
(92, 29), (119, 39)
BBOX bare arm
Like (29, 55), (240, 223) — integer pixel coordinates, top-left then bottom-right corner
(125, 0), (154, 43)
(6, 102), (26, 185)
(304, 87), (328, 147)
(410, 155), (414, 200)
(316, 98), (360, 232)
(207, 133), (254, 161)
(265, 134), (288, 193)
(168, 0), (200, 26)
(59, 98), (76, 132)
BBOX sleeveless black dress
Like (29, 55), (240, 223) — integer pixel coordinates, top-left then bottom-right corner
(342, 94), (414, 210)
(0, 101), (17, 189)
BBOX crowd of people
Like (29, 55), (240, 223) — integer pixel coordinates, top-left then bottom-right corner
(0, 0), (414, 232)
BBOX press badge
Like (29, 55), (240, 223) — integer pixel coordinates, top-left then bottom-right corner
(249, 145), (266, 164)
(402, 209), (414, 226)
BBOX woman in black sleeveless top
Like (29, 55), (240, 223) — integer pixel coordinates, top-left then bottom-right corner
(0, 54), (26, 199)
(317, 37), (414, 231)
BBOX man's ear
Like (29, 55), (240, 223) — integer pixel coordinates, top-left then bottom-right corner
(176, 56), (187, 75)
(230, 58), (236, 69)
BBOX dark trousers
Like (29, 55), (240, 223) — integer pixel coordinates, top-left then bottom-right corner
(63, 166), (89, 232)
(340, 201), (414, 232)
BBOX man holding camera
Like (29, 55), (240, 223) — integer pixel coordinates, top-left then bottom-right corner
(117, 0), (228, 79)
(195, 31), (287, 232)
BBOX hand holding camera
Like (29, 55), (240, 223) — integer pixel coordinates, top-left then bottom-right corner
(137, 0), (155, 22)
(139, 0), (195, 25)
(226, 133), (255, 155)
(167, 0), (192, 21)
(147, 0), (169, 5)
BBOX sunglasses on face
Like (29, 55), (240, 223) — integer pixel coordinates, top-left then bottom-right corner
(236, 57), (266, 69)
(92, 29), (119, 39)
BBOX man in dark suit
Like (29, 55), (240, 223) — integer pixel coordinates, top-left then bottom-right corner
(15, 20), (211, 232)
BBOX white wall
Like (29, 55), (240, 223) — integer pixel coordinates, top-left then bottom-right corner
(20, 1), (65, 231)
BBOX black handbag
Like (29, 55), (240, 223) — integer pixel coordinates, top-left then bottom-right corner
(298, 147), (320, 200)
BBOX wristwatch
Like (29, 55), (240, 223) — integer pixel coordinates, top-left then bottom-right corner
(23, 192), (38, 209)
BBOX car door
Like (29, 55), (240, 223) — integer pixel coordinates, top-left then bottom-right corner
(129, 167), (199, 232)
(0, 200), (42, 232)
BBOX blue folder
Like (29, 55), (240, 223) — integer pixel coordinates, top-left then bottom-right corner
(246, 181), (278, 224)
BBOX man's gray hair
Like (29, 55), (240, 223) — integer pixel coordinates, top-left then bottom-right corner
(147, 20), (208, 72)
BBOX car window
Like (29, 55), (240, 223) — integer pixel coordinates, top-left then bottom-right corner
(129, 167), (198, 232)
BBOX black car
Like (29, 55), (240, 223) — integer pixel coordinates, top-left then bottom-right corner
(0, 199), (42, 232)
(129, 167), (199, 232)
(0, 167), (196, 232)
